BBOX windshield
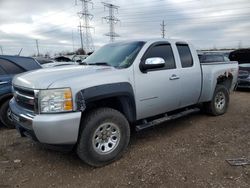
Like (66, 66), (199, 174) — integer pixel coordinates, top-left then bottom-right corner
(85, 41), (145, 68)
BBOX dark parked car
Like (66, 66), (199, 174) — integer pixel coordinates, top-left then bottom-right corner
(237, 64), (250, 88)
(229, 49), (250, 64)
(0, 55), (41, 128)
(229, 49), (250, 89)
(34, 57), (54, 65)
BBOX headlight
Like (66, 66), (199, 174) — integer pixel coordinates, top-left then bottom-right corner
(39, 88), (73, 113)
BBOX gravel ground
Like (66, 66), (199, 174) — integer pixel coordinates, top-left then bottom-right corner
(0, 90), (250, 188)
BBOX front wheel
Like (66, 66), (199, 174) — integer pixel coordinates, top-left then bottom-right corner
(77, 108), (130, 167)
(204, 85), (229, 116)
(0, 99), (15, 129)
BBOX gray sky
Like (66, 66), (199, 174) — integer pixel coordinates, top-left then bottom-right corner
(0, 0), (250, 56)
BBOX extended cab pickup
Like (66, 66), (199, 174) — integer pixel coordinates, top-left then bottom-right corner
(10, 39), (238, 167)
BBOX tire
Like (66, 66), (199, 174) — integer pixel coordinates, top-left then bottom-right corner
(0, 99), (15, 129)
(77, 108), (130, 167)
(204, 85), (229, 116)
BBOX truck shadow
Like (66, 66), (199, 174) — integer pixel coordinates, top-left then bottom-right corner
(129, 111), (204, 147)
(11, 111), (207, 171)
(236, 88), (250, 92)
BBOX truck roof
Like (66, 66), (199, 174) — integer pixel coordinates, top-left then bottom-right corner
(114, 38), (188, 44)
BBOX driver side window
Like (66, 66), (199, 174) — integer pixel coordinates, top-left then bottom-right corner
(143, 44), (176, 70)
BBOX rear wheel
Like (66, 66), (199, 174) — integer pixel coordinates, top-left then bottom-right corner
(205, 85), (229, 116)
(0, 99), (15, 129)
(77, 108), (130, 167)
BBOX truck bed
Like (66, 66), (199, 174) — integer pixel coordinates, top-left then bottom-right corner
(199, 61), (238, 103)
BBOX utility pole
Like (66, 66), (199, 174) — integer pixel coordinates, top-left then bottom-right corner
(102, 2), (120, 42)
(160, 20), (166, 38)
(238, 40), (242, 49)
(0, 46), (3, 55)
(72, 30), (75, 52)
(35, 39), (40, 56)
(78, 22), (84, 50)
(76, 0), (95, 52)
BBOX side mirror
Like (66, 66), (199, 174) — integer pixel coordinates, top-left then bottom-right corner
(141, 57), (165, 72)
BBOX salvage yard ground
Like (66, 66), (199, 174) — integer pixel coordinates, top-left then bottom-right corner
(0, 90), (249, 188)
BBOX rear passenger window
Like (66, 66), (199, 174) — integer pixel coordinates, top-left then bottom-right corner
(0, 59), (24, 74)
(144, 44), (176, 69)
(206, 55), (224, 62)
(176, 44), (193, 68)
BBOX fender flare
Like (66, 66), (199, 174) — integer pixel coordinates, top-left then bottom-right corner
(0, 93), (13, 106)
(75, 82), (136, 122)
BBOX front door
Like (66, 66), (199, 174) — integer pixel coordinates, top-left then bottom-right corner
(134, 42), (182, 120)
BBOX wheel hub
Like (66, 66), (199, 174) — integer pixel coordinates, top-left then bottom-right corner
(215, 91), (226, 111)
(92, 122), (120, 155)
(7, 108), (13, 121)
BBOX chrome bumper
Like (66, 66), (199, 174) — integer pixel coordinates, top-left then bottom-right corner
(9, 98), (82, 145)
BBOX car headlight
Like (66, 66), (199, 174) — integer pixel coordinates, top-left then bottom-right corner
(39, 88), (73, 113)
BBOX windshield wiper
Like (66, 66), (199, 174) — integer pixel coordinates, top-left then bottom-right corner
(88, 62), (111, 66)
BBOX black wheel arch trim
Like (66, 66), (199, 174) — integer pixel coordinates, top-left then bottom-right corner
(0, 93), (13, 105)
(75, 82), (136, 122)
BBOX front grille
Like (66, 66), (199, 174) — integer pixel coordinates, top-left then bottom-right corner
(13, 86), (35, 111)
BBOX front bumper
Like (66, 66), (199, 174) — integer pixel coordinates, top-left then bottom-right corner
(9, 98), (82, 145)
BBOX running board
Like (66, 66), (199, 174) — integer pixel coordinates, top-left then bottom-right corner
(136, 108), (200, 131)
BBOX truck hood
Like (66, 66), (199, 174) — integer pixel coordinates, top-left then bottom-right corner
(13, 65), (116, 89)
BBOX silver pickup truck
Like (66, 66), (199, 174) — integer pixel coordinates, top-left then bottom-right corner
(10, 39), (238, 167)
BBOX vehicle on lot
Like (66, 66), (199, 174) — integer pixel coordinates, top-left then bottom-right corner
(229, 49), (250, 63)
(10, 39), (238, 167)
(42, 61), (78, 68)
(0, 55), (41, 128)
(35, 57), (78, 68)
(72, 55), (89, 63)
(54, 56), (72, 62)
(198, 53), (230, 64)
(229, 49), (250, 88)
(34, 57), (54, 65)
(237, 64), (250, 88)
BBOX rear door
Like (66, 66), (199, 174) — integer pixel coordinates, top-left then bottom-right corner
(134, 42), (182, 119)
(175, 43), (202, 107)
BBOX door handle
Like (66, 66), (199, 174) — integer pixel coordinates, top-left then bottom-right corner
(169, 74), (180, 80)
(0, 81), (9, 85)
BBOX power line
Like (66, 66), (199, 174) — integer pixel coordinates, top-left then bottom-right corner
(160, 20), (166, 39)
(13, 2), (250, 36)
(118, 0), (249, 11)
(122, 14), (250, 25)
(94, 0), (242, 11)
(76, 0), (95, 52)
(120, 7), (250, 19)
(32, 6), (76, 23)
(33, 8), (250, 36)
(31, 10), (249, 34)
(102, 2), (120, 42)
